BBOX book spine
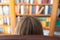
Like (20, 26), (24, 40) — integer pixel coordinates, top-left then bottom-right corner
(36, 6), (39, 14)
(0, 6), (3, 15)
(38, 0), (42, 4)
(30, 0), (34, 4)
(3, 0), (9, 3)
(26, 6), (29, 14)
(6, 17), (10, 25)
(29, 6), (32, 15)
(0, 17), (3, 25)
(21, 5), (25, 14)
(32, 6), (35, 14)
(16, 0), (20, 4)
(45, 5), (49, 15)
(26, 0), (30, 4)
(38, 6), (44, 14)
(3, 17), (7, 24)
(47, 0), (50, 3)
(50, 0), (53, 4)
(48, 6), (52, 14)
(34, 0), (37, 4)
(15, 5), (19, 15)
(1, 0), (3, 3)
(42, 0), (46, 4)
(0, 0), (1, 2)
(2, 6), (10, 15)
(21, 0), (24, 3)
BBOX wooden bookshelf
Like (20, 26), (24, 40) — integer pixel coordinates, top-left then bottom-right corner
(55, 27), (60, 31)
(0, 3), (9, 6)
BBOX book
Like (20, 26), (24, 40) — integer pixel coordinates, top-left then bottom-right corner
(0, 0), (1, 2)
(25, 0), (30, 4)
(38, 6), (44, 14)
(21, 0), (24, 3)
(30, 0), (34, 4)
(15, 5), (20, 15)
(16, 0), (20, 4)
(46, 0), (50, 3)
(29, 6), (32, 15)
(50, 0), (53, 4)
(34, 0), (37, 4)
(1, 0), (3, 3)
(2, 6), (10, 15)
(44, 5), (49, 15)
(3, 0), (9, 3)
(3, 17), (7, 24)
(0, 6), (3, 15)
(42, 0), (46, 4)
(7, 27), (11, 34)
(21, 5), (25, 14)
(6, 17), (10, 25)
(26, 6), (29, 14)
(0, 17), (3, 25)
(38, 0), (42, 4)
(0, 27), (4, 34)
(48, 6), (52, 14)
(32, 6), (35, 14)
(36, 6), (39, 14)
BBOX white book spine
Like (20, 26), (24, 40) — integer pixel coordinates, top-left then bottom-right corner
(26, 0), (29, 4)
(1, 0), (3, 3)
(21, 6), (24, 14)
(45, 6), (48, 15)
(0, 18), (3, 25)
(38, 0), (42, 4)
(3, 0), (9, 3)
(50, 0), (53, 4)
(30, 0), (33, 4)
(3, 6), (9, 15)
(0, 6), (3, 15)
(6, 17), (10, 25)
(36, 6), (39, 14)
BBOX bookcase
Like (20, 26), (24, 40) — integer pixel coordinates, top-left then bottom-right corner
(0, 0), (16, 35)
(0, 0), (59, 36)
(15, 0), (59, 36)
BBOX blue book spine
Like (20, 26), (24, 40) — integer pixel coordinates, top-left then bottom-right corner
(48, 6), (52, 14)
(3, 17), (7, 24)
(0, 0), (1, 2)
(32, 6), (35, 14)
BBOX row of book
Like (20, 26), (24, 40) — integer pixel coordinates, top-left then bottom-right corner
(0, 6), (10, 15)
(0, 0), (9, 3)
(16, 5), (52, 15)
(0, 17), (10, 25)
(16, 0), (53, 4)
(0, 26), (11, 34)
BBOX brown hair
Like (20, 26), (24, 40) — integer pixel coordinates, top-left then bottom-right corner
(15, 16), (43, 35)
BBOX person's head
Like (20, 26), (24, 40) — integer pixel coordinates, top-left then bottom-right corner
(15, 16), (43, 35)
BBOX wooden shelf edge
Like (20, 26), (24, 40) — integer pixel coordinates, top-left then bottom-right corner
(16, 14), (51, 17)
(0, 3), (9, 6)
(55, 27), (60, 31)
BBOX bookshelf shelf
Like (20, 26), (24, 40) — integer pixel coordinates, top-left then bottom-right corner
(16, 14), (51, 17)
(0, 3), (9, 6)
(16, 3), (52, 6)
(57, 18), (60, 20)
(55, 27), (60, 31)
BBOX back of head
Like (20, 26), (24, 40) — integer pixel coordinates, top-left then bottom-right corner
(15, 16), (43, 35)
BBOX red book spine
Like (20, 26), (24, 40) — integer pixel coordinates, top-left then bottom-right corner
(26, 6), (29, 14)
(42, 0), (46, 4)
(34, 6), (36, 14)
